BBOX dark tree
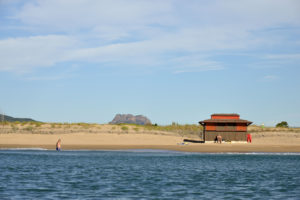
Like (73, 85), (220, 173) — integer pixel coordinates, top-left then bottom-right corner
(276, 121), (288, 128)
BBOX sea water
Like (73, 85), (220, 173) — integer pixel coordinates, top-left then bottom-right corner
(0, 150), (300, 199)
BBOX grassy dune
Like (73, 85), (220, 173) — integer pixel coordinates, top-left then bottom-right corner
(0, 121), (202, 138)
(248, 125), (300, 133)
(1, 121), (299, 137)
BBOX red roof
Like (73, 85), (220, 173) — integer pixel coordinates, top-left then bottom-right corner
(211, 113), (239, 116)
(199, 119), (252, 125)
(199, 113), (252, 125)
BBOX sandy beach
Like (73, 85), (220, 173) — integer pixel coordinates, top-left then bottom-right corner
(1, 130), (300, 153)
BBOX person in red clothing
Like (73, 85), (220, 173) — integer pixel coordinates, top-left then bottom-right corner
(247, 134), (252, 143)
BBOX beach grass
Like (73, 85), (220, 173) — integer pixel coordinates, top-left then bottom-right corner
(1, 121), (300, 135)
(121, 126), (129, 130)
(248, 125), (300, 133)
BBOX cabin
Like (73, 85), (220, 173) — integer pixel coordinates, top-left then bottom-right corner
(199, 114), (252, 142)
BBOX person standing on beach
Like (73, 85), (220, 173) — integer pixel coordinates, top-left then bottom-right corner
(56, 139), (61, 151)
(217, 135), (222, 144)
(247, 134), (252, 143)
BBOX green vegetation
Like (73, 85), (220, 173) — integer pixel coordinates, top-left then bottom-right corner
(121, 126), (129, 131)
(11, 124), (18, 132)
(153, 123), (201, 132)
(276, 121), (288, 128)
(248, 125), (300, 133)
(136, 123), (203, 136)
(0, 121), (8, 126)
(63, 123), (71, 129)
(1, 121), (299, 135)
(34, 122), (43, 127)
(76, 123), (91, 129)
(24, 126), (34, 132)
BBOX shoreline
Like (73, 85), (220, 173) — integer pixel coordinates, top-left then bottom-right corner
(1, 132), (300, 153)
(1, 144), (300, 153)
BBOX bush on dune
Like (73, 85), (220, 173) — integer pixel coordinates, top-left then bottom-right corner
(276, 121), (288, 128)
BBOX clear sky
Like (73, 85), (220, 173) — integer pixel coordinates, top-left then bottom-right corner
(0, 0), (300, 126)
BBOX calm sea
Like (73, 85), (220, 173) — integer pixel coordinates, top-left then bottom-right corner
(0, 150), (300, 200)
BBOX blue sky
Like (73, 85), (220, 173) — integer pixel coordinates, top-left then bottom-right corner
(0, 0), (300, 126)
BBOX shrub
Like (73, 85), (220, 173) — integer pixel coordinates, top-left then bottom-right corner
(35, 122), (42, 127)
(276, 121), (288, 128)
(1, 121), (8, 125)
(77, 123), (90, 129)
(121, 126), (129, 131)
(24, 126), (34, 132)
(11, 124), (19, 132)
(63, 123), (71, 128)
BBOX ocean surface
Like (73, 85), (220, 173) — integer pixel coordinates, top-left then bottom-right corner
(0, 150), (300, 200)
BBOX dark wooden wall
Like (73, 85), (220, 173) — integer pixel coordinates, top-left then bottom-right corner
(205, 131), (247, 141)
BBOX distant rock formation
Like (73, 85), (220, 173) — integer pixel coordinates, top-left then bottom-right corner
(110, 114), (151, 125)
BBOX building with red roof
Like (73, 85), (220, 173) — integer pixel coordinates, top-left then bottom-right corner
(199, 114), (252, 142)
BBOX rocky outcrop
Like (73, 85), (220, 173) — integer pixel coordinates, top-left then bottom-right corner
(109, 114), (151, 125)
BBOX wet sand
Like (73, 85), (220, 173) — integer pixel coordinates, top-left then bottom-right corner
(1, 144), (300, 153)
(1, 132), (300, 153)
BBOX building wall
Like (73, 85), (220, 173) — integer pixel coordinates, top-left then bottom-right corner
(205, 131), (247, 141)
(205, 123), (216, 131)
(205, 123), (248, 132)
(216, 124), (236, 131)
(236, 124), (247, 131)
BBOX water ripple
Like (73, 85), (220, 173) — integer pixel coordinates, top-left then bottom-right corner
(0, 150), (300, 199)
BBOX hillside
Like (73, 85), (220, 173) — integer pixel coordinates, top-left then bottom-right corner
(1, 114), (36, 122)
